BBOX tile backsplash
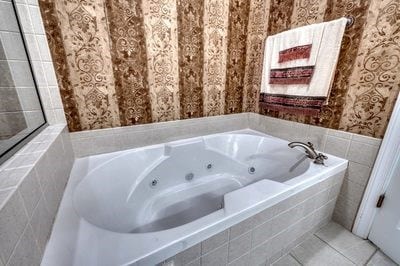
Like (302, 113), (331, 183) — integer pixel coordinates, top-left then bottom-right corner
(0, 125), (74, 265)
(70, 113), (250, 158)
(249, 113), (381, 230)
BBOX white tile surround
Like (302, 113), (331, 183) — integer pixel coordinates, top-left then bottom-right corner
(0, 1), (73, 265)
(0, 126), (74, 266)
(160, 171), (345, 266)
(70, 113), (250, 158)
(71, 113), (382, 231)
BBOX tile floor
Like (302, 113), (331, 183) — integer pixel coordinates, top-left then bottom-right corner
(273, 222), (398, 266)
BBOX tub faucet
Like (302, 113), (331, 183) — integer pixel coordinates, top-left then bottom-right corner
(288, 142), (328, 165)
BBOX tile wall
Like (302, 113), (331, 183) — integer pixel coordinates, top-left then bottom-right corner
(161, 171), (345, 266)
(0, 1), (74, 265)
(70, 113), (250, 158)
(249, 113), (381, 230)
(13, 0), (66, 125)
(0, 126), (73, 265)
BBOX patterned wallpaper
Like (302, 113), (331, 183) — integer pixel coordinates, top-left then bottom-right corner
(259, 0), (400, 138)
(38, 0), (400, 138)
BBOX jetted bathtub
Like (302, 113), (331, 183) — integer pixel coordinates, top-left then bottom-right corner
(42, 129), (348, 266)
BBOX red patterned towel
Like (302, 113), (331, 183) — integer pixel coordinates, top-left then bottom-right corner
(269, 66), (314, 85)
(259, 93), (326, 116)
(278, 44), (312, 63)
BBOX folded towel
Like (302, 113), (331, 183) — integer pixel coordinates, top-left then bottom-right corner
(271, 23), (325, 68)
(269, 66), (314, 85)
(278, 44), (312, 63)
(260, 18), (347, 115)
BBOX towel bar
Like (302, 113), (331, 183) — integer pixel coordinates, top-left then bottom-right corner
(345, 16), (354, 28)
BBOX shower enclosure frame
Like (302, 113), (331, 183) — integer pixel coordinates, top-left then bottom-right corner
(0, 0), (48, 165)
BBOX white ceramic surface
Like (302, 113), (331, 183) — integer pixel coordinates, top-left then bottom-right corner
(42, 129), (348, 266)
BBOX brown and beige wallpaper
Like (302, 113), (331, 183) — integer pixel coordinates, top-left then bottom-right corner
(39, 0), (400, 138)
(259, 0), (400, 138)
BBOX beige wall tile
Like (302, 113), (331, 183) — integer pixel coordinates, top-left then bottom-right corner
(29, 197), (52, 254)
(0, 191), (29, 263)
(18, 168), (41, 218)
(347, 141), (380, 167)
(7, 224), (41, 266)
(201, 229), (229, 255)
(171, 243), (201, 265)
(249, 240), (270, 266)
(339, 178), (366, 204)
(230, 217), (255, 240)
(228, 252), (250, 266)
(201, 243), (228, 266)
(346, 162), (372, 187)
(323, 135), (351, 158)
(228, 231), (252, 262)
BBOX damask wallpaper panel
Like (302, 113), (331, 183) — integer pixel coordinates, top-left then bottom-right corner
(40, 0), (399, 138)
(316, 0), (371, 130)
(290, 0), (328, 28)
(242, 0), (271, 112)
(339, 0), (400, 138)
(202, 0), (230, 116)
(225, 0), (250, 114)
(177, 0), (204, 119)
(106, 0), (152, 126)
(53, 0), (121, 130)
(267, 0), (295, 35)
(142, 0), (181, 122)
(38, 0), (82, 131)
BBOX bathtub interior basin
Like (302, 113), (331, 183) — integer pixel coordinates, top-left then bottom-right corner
(73, 133), (310, 233)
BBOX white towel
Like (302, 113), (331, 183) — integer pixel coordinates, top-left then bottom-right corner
(261, 18), (347, 100)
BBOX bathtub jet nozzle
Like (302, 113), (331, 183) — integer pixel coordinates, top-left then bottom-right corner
(150, 179), (158, 188)
(185, 173), (194, 181)
(248, 166), (256, 174)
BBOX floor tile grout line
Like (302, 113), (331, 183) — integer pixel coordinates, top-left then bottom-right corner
(288, 253), (303, 266)
(313, 233), (357, 265)
(287, 234), (313, 265)
(365, 249), (379, 265)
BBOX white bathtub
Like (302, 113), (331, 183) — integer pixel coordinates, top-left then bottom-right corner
(42, 129), (347, 266)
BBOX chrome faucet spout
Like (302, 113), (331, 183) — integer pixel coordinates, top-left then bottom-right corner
(288, 141), (318, 159)
(288, 141), (328, 165)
